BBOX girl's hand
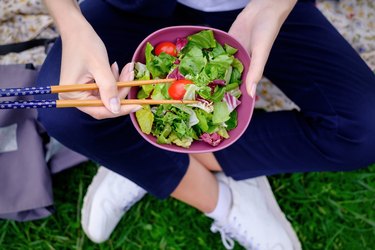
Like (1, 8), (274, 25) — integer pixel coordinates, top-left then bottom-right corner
(43, 0), (141, 119)
(229, 0), (297, 98)
(60, 60), (142, 120)
(59, 22), (141, 119)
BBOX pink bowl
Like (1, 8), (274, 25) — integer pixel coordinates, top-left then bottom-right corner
(130, 25), (254, 153)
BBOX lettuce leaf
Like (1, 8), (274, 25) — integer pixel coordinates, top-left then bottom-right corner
(135, 106), (154, 134)
(187, 30), (216, 49)
(224, 44), (238, 55)
(212, 102), (230, 124)
(179, 46), (206, 76)
(147, 52), (176, 78)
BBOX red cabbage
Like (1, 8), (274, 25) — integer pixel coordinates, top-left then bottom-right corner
(200, 132), (224, 146)
(176, 37), (188, 52)
(223, 92), (241, 113)
(208, 79), (226, 94)
(167, 67), (185, 80)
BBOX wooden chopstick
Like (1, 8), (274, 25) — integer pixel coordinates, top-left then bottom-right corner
(51, 79), (175, 93)
(56, 99), (198, 108)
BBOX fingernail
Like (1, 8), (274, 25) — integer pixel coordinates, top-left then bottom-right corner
(128, 70), (135, 81)
(128, 62), (134, 72)
(131, 105), (142, 113)
(249, 83), (257, 99)
(113, 61), (119, 71)
(110, 97), (120, 114)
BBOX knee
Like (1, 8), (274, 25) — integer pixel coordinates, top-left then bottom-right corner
(331, 70), (375, 161)
(335, 108), (375, 165)
(38, 108), (81, 141)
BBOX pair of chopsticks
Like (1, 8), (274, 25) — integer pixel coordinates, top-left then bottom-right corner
(0, 79), (198, 109)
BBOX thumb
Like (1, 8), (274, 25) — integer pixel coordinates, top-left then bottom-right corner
(94, 64), (120, 114)
(245, 48), (268, 99)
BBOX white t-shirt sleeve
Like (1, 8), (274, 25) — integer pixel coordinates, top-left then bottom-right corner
(177, 0), (249, 12)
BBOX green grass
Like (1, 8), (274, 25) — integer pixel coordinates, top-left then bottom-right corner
(0, 162), (374, 250)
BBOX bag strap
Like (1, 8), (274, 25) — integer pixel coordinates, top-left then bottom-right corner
(0, 38), (56, 56)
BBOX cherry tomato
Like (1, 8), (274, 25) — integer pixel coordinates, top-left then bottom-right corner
(155, 42), (177, 57)
(168, 79), (193, 100)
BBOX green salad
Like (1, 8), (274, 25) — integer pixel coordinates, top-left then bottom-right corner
(134, 30), (244, 148)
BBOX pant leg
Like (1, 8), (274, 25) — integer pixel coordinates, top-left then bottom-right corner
(36, 0), (190, 199)
(214, 2), (375, 179)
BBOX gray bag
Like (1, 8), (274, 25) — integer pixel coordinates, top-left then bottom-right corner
(0, 64), (87, 221)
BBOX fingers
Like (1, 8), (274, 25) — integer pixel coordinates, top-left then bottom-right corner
(118, 62), (136, 99)
(246, 46), (269, 98)
(111, 61), (120, 80)
(109, 62), (136, 99)
(77, 103), (142, 120)
(118, 62), (141, 112)
(94, 62), (121, 114)
(229, 23), (266, 99)
(119, 63), (142, 113)
(77, 62), (142, 119)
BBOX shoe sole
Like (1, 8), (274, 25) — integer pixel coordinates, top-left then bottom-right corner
(81, 167), (110, 242)
(256, 176), (302, 250)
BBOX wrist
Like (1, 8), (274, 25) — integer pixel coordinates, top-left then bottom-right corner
(43, 0), (89, 39)
(249, 0), (297, 9)
(235, 0), (297, 33)
(242, 0), (297, 18)
(59, 13), (91, 41)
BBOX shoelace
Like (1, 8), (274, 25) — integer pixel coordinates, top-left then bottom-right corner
(210, 223), (235, 249)
(210, 216), (255, 250)
(211, 221), (288, 250)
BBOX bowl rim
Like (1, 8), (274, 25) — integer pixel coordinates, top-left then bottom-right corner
(130, 25), (254, 153)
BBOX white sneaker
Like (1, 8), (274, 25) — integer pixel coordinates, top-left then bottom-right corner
(210, 173), (301, 250)
(81, 166), (147, 243)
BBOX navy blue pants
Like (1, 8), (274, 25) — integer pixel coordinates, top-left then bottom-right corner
(36, 0), (375, 198)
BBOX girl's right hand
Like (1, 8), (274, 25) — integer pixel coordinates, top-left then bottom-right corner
(59, 20), (141, 119)
(42, 0), (141, 119)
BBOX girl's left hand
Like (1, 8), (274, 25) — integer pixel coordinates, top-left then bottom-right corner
(228, 0), (297, 98)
